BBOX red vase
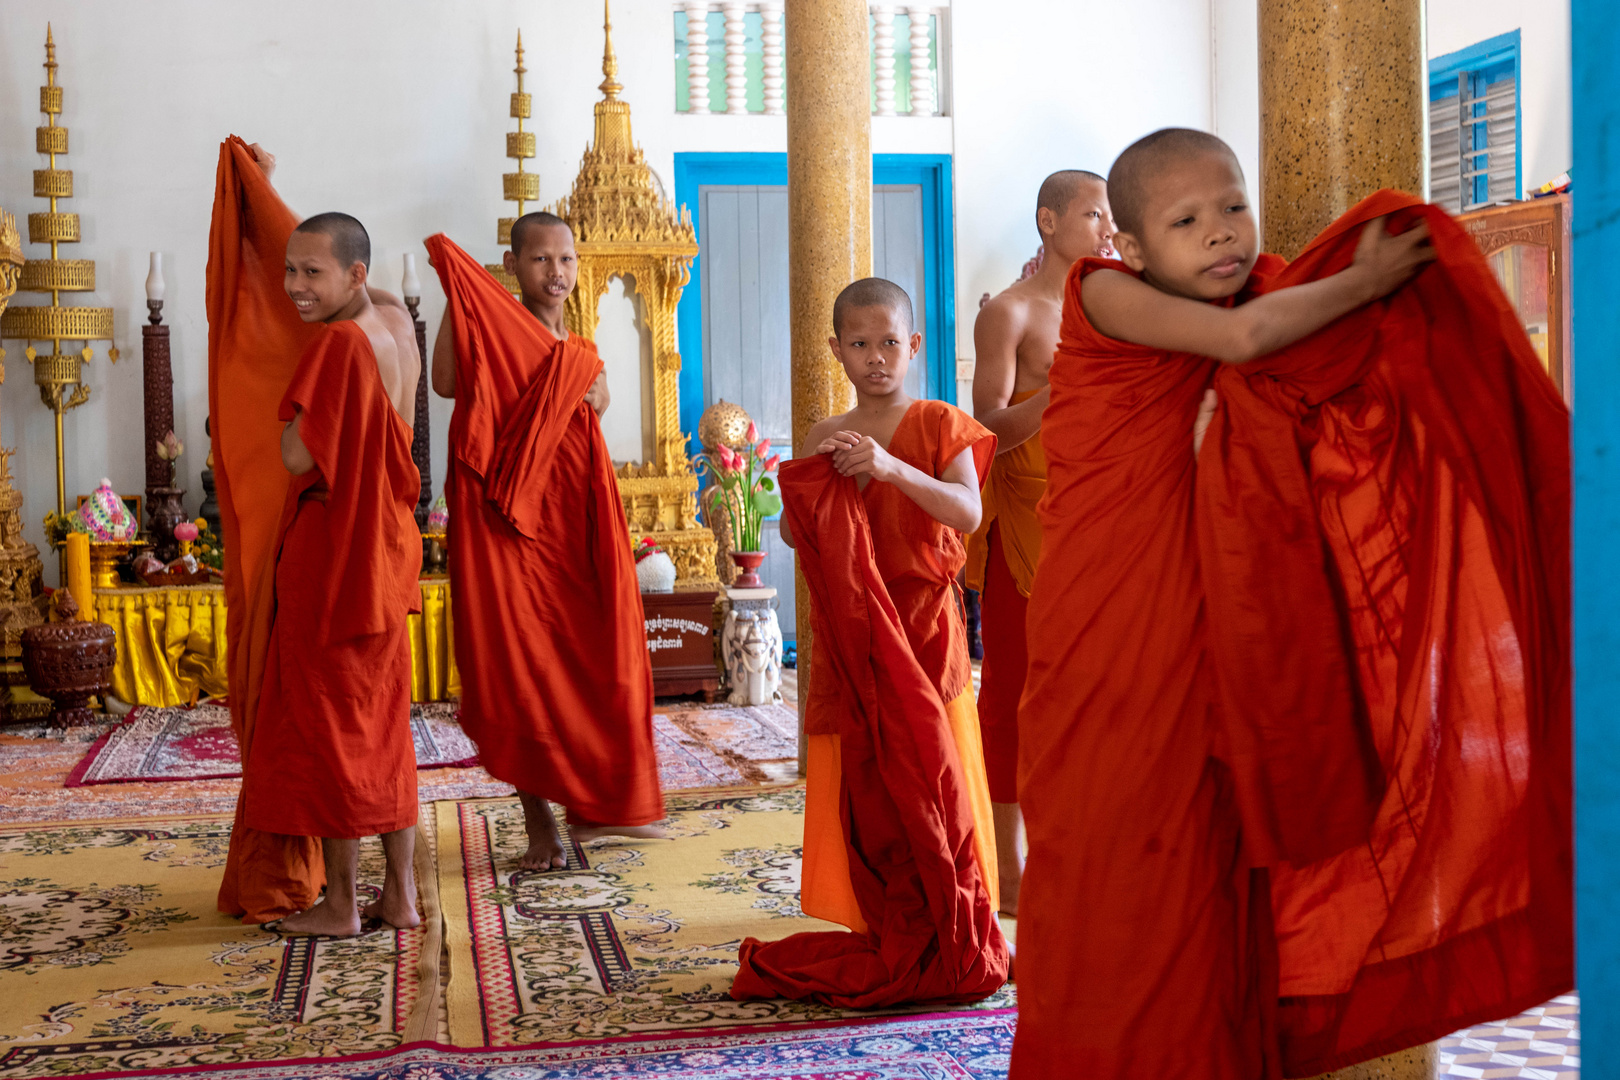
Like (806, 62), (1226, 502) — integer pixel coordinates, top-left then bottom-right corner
(729, 550), (766, 589)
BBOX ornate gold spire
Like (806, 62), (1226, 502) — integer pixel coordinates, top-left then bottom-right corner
(600, 0), (623, 101)
(0, 25), (119, 519)
(485, 30), (536, 294)
(0, 213), (50, 657)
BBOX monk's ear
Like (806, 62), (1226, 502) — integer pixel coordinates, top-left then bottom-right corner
(348, 261), (368, 291)
(1113, 231), (1147, 272)
(504, 249), (518, 274)
(909, 331), (923, 357)
(827, 334), (843, 362)
(1036, 205), (1056, 239)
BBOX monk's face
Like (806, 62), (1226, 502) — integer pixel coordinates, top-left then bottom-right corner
(1113, 152), (1257, 302)
(828, 304), (921, 401)
(284, 231), (366, 323)
(1041, 180), (1115, 263)
(504, 224), (578, 307)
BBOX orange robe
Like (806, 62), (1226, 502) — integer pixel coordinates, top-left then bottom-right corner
(732, 407), (1008, 1007)
(965, 388), (1046, 803)
(209, 135), (324, 921)
(1012, 191), (1571, 1077)
(425, 234), (662, 827)
(240, 321), (423, 839)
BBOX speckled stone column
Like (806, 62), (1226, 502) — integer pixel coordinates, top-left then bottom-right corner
(1259, 0), (1426, 259)
(786, 0), (871, 766)
(1309, 1043), (1438, 1080)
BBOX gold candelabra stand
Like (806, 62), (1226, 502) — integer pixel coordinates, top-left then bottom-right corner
(485, 31), (537, 295)
(0, 26), (119, 523)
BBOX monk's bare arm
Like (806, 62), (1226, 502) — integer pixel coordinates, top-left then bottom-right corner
(431, 314), (456, 398)
(832, 435), (981, 534)
(584, 371), (610, 417)
(281, 412), (315, 475)
(1083, 218), (1434, 364)
(972, 296), (1048, 455)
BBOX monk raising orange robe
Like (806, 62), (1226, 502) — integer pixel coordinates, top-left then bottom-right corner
(424, 228), (662, 866)
(732, 278), (1007, 1008)
(1012, 128), (1570, 1078)
(210, 136), (323, 923)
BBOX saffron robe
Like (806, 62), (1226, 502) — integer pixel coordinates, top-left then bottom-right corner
(1011, 191), (1571, 1078)
(425, 234), (662, 826)
(965, 388), (1046, 803)
(733, 402), (1008, 1008)
(240, 320), (423, 839)
(210, 134), (324, 921)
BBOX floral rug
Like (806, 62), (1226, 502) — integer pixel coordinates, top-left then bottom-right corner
(437, 786), (1015, 1047)
(46, 1011), (1018, 1079)
(65, 703), (479, 786)
(0, 814), (439, 1078)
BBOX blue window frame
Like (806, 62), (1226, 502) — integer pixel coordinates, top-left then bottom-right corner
(671, 152), (956, 452)
(1430, 30), (1522, 208)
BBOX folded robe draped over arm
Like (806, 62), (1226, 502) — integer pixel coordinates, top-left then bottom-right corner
(1199, 190), (1572, 1070)
(207, 135), (325, 922)
(731, 453), (1009, 1009)
(1011, 190), (1570, 1078)
(423, 234), (662, 827)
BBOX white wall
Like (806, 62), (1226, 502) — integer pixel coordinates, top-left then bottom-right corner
(1427, 0), (1570, 197)
(949, 0), (1216, 375)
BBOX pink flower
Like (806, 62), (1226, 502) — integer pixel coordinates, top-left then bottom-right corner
(716, 445), (738, 471)
(764, 454), (781, 471)
(745, 420), (759, 444)
(754, 437), (772, 460)
(173, 522), (199, 542)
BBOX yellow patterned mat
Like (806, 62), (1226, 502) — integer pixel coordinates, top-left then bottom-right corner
(438, 786), (1014, 1046)
(0, 814), (439, 1078)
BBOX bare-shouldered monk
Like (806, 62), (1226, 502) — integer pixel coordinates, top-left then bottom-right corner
(964, 170), (1114, 915)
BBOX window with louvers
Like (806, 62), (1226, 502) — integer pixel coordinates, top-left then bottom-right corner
(1429, 37), (1520, 213)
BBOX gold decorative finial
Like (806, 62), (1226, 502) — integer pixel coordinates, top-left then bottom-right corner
(485, 30), (539, 293)
(600, 0), (622, 101)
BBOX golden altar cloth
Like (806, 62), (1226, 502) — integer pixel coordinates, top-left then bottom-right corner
(90, 577), (461, 707)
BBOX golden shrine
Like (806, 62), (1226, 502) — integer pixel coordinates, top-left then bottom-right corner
(0, 210), (50, 661)
(0, 26), (119, 521)
(484, 3), (716, 585)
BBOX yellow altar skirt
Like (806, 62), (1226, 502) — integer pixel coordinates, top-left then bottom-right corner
(89, 576), (461, 708)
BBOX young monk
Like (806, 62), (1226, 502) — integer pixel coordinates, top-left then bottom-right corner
(214, 150), (422, 937)
(1012, 127), (1571, 1076)
(966, 169), (1113, 913)
(426, 213), (663, 872)
(731, 278), (1008, 1007)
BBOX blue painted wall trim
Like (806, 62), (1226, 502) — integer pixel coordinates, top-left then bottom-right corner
(1429, 29), (1523, 202)
(672, 151), (957, 454)
(1573, 0), (1617, 1061)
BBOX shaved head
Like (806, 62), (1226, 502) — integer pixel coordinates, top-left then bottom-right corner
(1108, 128), (1242, 236)
(1037, 169), (1105, 223)
(832, 277), (914, 338)
(511, 211), (573, 256)
(295, 211), (370, 270)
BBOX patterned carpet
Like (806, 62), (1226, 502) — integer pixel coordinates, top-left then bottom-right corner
(9, 1010), (1017, 1079)
(0, 814), (440, 1078)
(437, 786), (1015, 1047)
(1438, 995), (1580, 1078)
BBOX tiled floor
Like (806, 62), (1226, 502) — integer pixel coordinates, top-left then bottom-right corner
(1439, 995), (1580, 1079)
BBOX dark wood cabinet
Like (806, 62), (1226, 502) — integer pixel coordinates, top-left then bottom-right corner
(1456, 193), (1572, 401)
(641, 589), (720, 700)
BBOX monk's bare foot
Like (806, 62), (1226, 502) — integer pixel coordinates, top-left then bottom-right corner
(569, 822), (669, 845)
(361, 889), (421, 930)
(274, 897), (362, 938)
(516, 790), (568, 871)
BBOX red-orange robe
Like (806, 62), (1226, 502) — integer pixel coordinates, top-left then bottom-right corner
(1012, 191), (1571, 1077)
(964, 388), (1046, 803)
(239, 321), (423, 840)
(732, 402), (1008, 1008)
(209, 134), (324, 921)
(424, 234), (662, 827)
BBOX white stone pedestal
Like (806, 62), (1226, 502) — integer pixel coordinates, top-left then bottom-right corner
(721, 586), (783, 706)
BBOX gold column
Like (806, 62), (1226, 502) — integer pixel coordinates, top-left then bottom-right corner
(1259, 0), (1426, 258)
(786, 0), (871, 759)
(1267, 9), (1433, 1074)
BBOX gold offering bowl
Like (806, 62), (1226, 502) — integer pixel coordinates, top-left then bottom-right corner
(88, 540), (139, 590)
(422, 530), (448, 553)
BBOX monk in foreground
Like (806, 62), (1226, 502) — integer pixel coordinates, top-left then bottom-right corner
(966, 169), (1113, 913)
(731, 278), (1007, 1007)
(1013, 127), (1571, 1076)
(427, 213), (663, 872)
